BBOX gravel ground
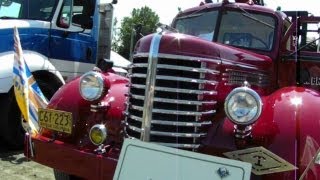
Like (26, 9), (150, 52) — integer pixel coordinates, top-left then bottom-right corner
(0, 141), (54, 180)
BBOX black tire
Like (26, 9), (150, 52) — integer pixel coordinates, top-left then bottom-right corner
(0, 77), (61, 149)
(54, 169), (81, 180)
(54, 169), (71, 180)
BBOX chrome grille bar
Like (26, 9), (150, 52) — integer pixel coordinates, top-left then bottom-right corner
(131, 74), (218, 85)
(131, 105), (216, 116)
(133, 63), (219, 75)
(132, 95), (216, 106)
(140, 33), (162, 142)
(128, 114), (212, 127)
(127, 125), (207, 138)
(131, 84), (217, 95)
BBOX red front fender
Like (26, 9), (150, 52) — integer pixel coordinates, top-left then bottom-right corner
(253, 86), (320, 179)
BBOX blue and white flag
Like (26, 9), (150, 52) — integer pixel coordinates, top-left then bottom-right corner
(12, 27), (48, 134)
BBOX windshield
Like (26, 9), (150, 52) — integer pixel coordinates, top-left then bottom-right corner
(0, 0), (57, 21)
(218, 10), (276, 51)
(175, 11), (218, 41)
(174, 9), (276, 51)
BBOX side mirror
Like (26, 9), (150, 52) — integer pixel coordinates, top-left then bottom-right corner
(98, 58), (114, 72)
(58, 17), (70, 28)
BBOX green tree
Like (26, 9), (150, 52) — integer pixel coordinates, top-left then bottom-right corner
(111, 17), (120, 52)
(117, 6), (159, 59)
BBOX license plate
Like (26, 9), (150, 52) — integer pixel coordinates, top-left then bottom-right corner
(38, 108), (73, 134)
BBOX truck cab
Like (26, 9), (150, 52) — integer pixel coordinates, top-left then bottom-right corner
(0, 0), (119, 148)
(26, 0), (320, 179)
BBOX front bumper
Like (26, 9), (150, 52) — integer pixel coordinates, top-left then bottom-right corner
(24, 133), (118, 180)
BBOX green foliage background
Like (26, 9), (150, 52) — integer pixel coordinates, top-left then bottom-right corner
(113, 6), (159, 59)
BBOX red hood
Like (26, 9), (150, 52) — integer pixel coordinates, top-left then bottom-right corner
(135, 32), (271, 63)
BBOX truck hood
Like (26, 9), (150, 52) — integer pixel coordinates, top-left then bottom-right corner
(135, 32), (271, 63)
(135, 32), (273, 101)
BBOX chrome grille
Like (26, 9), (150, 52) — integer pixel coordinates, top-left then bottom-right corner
(125, 51), (219, 150)
(125, 33), (218, 150)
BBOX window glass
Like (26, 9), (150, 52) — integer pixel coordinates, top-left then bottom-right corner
(217, 10), (276, 51)
(71, 0), (95, 29)
(0, 0), (57, 21)
(175, 10), (218, 41)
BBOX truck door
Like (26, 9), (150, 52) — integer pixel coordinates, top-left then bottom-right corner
(49, 0), (97, 81)
(281, 16), (320, 92)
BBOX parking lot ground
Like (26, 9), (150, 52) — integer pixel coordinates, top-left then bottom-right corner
(0, 141), (54, 180)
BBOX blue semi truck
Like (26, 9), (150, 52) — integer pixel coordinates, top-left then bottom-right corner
(0, 0), (125, 148)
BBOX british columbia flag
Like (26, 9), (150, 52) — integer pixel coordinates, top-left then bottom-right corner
(12, 27), (48, 134)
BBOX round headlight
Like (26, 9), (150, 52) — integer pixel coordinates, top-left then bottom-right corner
(89, 124), (107, 146)
(224, 87), (262, 125)
(79, 71), (105, 101)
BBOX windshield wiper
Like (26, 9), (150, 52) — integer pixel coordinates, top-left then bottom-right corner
(236, 5), (274, 29)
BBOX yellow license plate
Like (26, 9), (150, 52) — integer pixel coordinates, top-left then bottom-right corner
(38, 108), (73, 134)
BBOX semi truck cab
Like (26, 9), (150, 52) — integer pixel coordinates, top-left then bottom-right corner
(0, 0), (118, 148)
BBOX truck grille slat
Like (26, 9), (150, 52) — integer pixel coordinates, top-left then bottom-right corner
(126, 52), (219, 150)
(131, 95), (216, 106)
(126, 125), (207, 138)
(133, 63), (219, 74)
(131, 84), (217, 95)
(131, 105), (216, 116)
(131, 74), (218, 85)
(128, 115), (212, 127)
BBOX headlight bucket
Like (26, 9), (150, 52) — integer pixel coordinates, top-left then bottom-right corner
(89, 124), (107, 146)
(79, 71), (107, 101)
(224, 87), (262, 125)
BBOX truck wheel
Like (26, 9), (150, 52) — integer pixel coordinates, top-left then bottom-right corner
(0, 77), (61, 149)
(53, 169), (81, 180)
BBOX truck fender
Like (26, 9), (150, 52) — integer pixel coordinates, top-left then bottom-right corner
(0, 50), (65, 93)
(254, 86), (320, 178)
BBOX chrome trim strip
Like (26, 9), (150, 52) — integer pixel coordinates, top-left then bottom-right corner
(134, 52), (221, 64)
(132, 63), (219, 75)
(127, 125), (206, 138)
(131, 85), (217, 96)
(131, 74), (218, 85)
(128, 115), (212, 127)
(132, 105), (215, 116)
(140, 33), (162, 142)
(131, 95), (217, 105)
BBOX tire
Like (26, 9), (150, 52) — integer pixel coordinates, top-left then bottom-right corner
(0, 77), (61, 149)
(54, 169), (81, 180)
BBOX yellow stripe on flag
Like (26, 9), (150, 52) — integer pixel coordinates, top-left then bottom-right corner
(13, 27), (49, 134)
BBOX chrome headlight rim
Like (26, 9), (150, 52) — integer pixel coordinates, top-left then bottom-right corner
(79, 71), (105, 101)
(224, 87), (262, 125)
(89, 124), (107, 146)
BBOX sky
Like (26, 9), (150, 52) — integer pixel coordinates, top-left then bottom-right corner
(112, 0), (320, 26)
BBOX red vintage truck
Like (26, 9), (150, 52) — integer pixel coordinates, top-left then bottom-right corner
(25, 0), (320, 179)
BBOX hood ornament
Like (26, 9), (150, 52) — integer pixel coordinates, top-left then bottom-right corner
(156, 23), (178, 34)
